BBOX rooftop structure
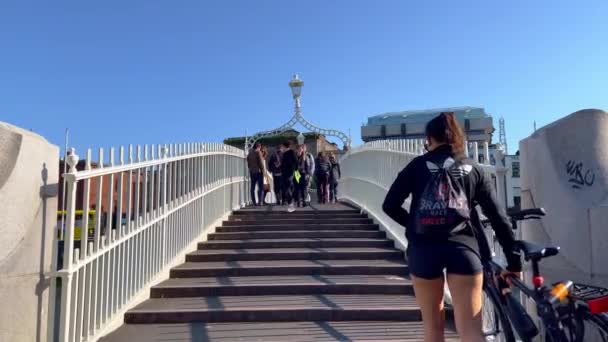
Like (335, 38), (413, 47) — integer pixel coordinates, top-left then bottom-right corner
(361, 106), (495, 143)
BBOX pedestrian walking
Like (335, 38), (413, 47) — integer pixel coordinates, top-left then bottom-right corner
(280, 141), (298, 212)
(295, 144), (314, 207)
(315, 152), (331, 204)
(246, 142), (265, 206)
(382, 112), (521, 341)
(329, 152), (341, 203)
(268, 145), (284, 204)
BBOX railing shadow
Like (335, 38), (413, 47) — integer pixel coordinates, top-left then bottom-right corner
(37, 163), (58, 342)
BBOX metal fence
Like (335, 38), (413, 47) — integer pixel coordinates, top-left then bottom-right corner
(49, 142), (248, 342)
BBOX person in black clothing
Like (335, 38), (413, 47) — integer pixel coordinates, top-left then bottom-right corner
(315, 152), (331, 204)
(328, 152), (341, 204)
(382, 112), (521, 342)
(268, 146), (284, 205)
(246, 142), (265, 206)
(280, 141), (298, 212)
(315, 152), (324, 203)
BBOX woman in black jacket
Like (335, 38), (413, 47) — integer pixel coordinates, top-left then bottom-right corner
(281, 141), (299, 212)
(382, 112), (521, 342)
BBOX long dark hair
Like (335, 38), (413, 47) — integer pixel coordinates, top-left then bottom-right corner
(425, 112), (466, 157)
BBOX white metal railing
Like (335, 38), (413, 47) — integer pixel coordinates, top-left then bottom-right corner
(49, 142), (249, 342)
(339, 139), (503, 252)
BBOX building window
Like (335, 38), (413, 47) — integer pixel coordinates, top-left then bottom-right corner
(512, 161), (520, 178)
(513, 196), (521, 209)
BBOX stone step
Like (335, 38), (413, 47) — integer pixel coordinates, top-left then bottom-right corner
(124, 294), (422, 323)
(208, 230), (385, 240)
(186, 247), (403, 262)
(170, 259), (409, 277)
(223, 218), (373, 226)
(234, 208), (360, 215)
(100, 321), (460, 342)
(228, 213), (367, 220)
(216, 223), (379, 232)
(151, 275), (413, 298)
(199, 238), (394, 250)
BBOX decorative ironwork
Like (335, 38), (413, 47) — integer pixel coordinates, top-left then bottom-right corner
(245, 75), (351, 151)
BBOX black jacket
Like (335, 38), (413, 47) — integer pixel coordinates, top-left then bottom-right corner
(281, 149), (298, 176)
(316, 158), (332, 175)
(269, 151), (282, 175)
(382, 145), (522, 272)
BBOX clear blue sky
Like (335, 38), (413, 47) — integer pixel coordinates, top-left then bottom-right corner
(1, 1), (607, 155)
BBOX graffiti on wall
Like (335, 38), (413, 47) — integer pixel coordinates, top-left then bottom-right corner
(566, 160), (595, 189)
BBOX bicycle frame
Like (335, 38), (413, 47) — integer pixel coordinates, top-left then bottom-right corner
(480, 210), (562, 340)
(482, 208), (608, 341)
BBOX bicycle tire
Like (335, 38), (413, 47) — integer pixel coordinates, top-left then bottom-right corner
(575, 311), (608, 342)
(482, 282), (517, 342)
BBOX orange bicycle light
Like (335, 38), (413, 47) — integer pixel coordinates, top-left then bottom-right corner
(550, 281), (573, 304)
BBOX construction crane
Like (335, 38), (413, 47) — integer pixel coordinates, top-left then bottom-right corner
(499, 117), (508, 154)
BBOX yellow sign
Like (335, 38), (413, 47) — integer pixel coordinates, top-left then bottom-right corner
(57, 210), (96, 241)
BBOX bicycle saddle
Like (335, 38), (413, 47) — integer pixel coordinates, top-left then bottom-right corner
(514, 240), (560, 261)
(507, 207), (546, 221)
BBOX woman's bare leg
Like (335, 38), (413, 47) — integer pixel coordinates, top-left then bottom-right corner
(411, 275), (446, 342)
(446, 273), (484, 342)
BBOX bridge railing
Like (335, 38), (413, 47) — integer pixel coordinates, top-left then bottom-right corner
(339, 139), (506, 256)
(50, 142), (248, 342)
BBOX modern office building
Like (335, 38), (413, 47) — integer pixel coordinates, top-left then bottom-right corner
(361, 106), (495, 144)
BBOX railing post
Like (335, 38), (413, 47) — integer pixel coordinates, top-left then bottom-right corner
(59, 148), (79, 342)
(473, 142), (479, 164)
(161, 146), (168, 266)
(495, 167), (508, 210)
(483, 141), (490, 165)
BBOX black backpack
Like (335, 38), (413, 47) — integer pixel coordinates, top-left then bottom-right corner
(413, 158), (471, 237)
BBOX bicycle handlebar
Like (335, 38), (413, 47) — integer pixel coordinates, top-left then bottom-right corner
(480, 208), (546, 229)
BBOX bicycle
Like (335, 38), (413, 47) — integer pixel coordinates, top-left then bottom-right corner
(480, 208), (608, 342)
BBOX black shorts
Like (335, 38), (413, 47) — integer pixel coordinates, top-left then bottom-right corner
(407, 240), (483, 279)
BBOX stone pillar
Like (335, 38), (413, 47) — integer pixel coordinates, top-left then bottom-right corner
(519, 109), (608, 287)
(0, 121), (59, 342)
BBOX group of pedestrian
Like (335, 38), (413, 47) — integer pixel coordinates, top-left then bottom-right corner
(247, 141), (341, 212)
(314, 151), (341, 204)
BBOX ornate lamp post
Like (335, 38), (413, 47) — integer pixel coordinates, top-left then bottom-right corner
(289, 75), (306, 146)
(289, 74), (304, 115)
(245, 74), (351, 151)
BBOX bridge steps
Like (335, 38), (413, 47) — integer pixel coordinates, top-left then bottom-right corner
(101, 321), (460, 341)
(100, 204), (458, 341)
(216, 223), (380, 232)
(169, 259), (409, 277)
(186, 247), (402, 261)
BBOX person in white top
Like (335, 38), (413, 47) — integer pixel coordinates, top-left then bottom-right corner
(260, 146), (276, 204)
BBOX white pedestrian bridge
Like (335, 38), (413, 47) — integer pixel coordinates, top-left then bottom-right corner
(0, 108), (606, 341)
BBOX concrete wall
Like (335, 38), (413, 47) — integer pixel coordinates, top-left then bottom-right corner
(519, 109), (608, 287)
(0, 122), (59, 342)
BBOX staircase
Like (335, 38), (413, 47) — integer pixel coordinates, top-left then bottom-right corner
(101, 203), (459, 341)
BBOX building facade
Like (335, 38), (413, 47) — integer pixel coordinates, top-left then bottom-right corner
(361, 106), (495, 144)
(504, 153), (521, 209)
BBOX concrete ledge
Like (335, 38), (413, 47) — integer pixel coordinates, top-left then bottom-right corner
(0, 121), (59, 342)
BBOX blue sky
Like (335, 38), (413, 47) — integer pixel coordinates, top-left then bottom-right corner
(1, 1), (607, 155)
